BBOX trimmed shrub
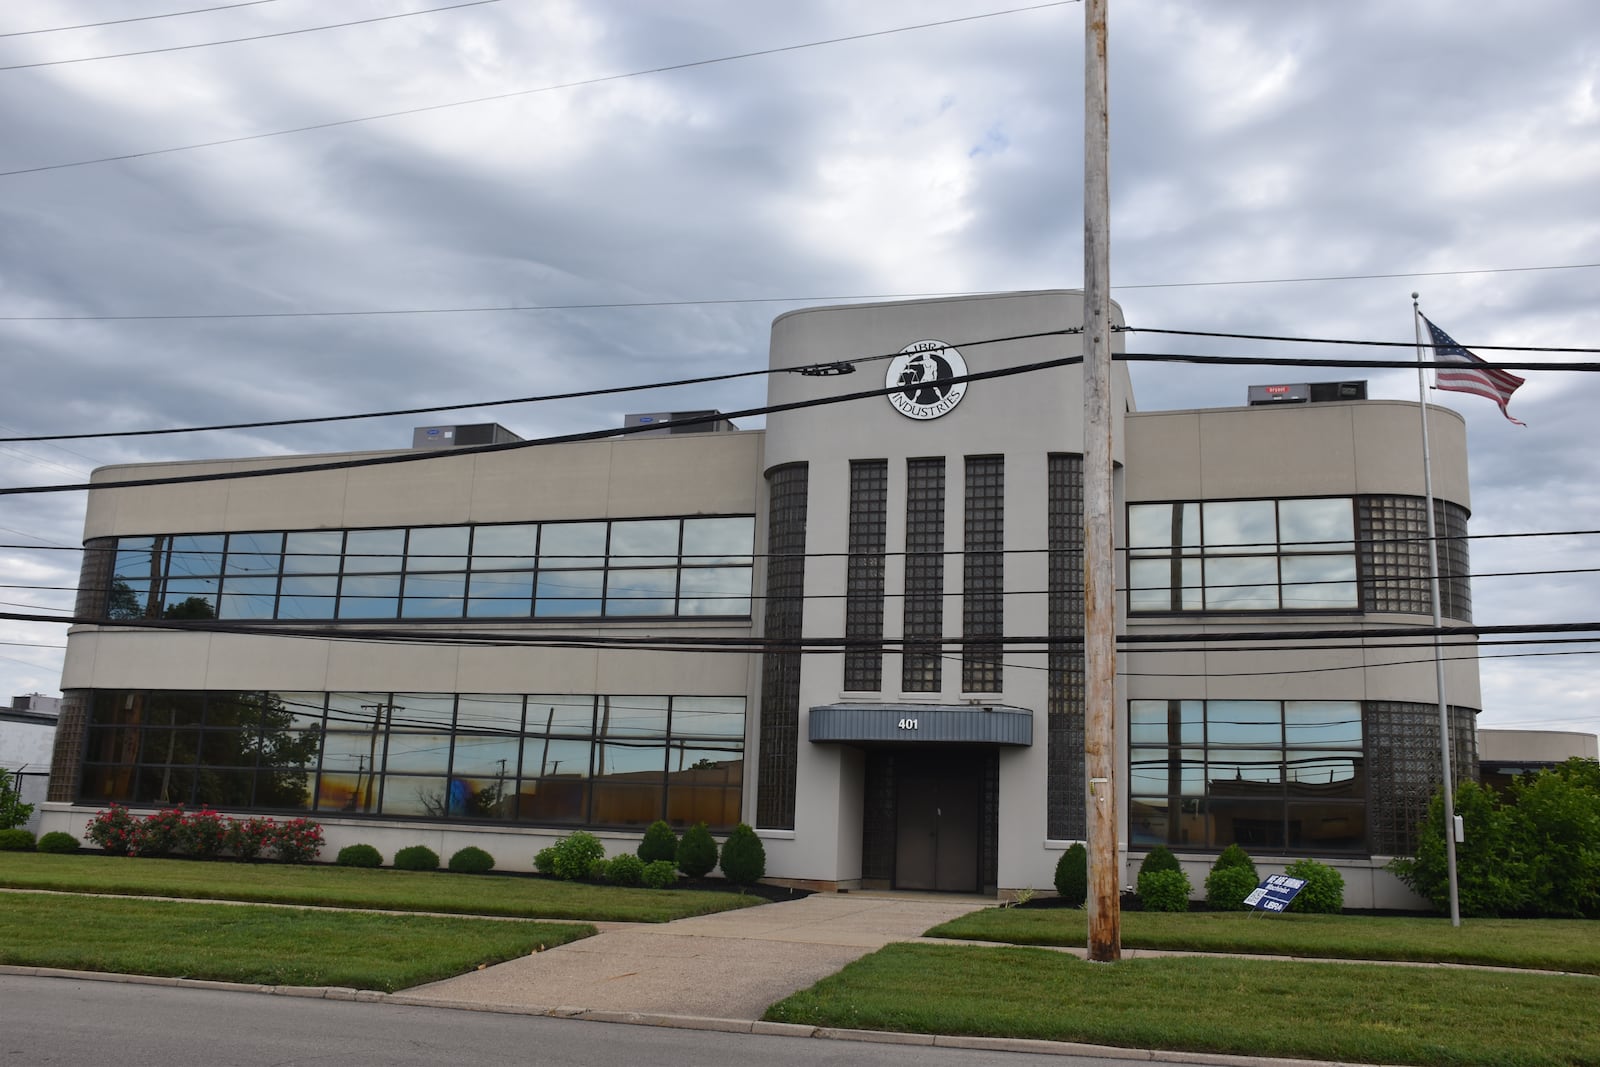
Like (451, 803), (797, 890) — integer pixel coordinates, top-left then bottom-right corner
(1285, 858), (1345, 913)
(677, 822), (718, 878)
(179, 808), (229, 859)
(637, 820), (679, 864)
(271, 818), (324, 864)
(394, 845), (441, 871)
(587, 857), (609, 881)
(85, 804), (139, 856)
(336, 843), (383, 868)
(605, 852), (644, 887)
(1138, 867), (1192, 912)
(641, 858), (678, 889)
(225, 816), (276, 861)
(1137, 845), (1181, 879)
(719, 823), (765, 885)
(1213, 843), (1258, 877)
(37, 831), (80, 854)
(448, 846), (496, 874)
(0, 828), (35, 851)
(545, 831), (606, 881)
(132, 807), (185, 857)
(1054, 843), (1088, 906)
(1205, 865), (1259, 910)
(534, 846), (556, 875)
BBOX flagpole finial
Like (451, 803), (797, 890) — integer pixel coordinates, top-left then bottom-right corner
(1411, 291), (1419, 301)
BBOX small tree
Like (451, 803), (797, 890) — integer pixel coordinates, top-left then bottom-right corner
(1389, 780), (1530, 916)
(1054, 843), (1088, 906)
(719, 823), (766, 884)
(676, 822), (719, 878)
(0, 772), (33, 830)
(637, 819), (679, 864)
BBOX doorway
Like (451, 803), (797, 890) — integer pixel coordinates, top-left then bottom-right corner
(884, 749), (989, 893)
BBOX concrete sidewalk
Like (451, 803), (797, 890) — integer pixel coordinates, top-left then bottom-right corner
(403, 892), (988, 1020)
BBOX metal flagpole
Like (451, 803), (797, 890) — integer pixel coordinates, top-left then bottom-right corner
(1412, 292), (1462, 927)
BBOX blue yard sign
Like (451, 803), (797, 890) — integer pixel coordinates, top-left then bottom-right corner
(1243, 874), (1307, 913)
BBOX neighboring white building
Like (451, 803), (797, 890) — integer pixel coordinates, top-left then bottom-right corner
(41, 291), (1481, 906)
(3, 694), (60, 834)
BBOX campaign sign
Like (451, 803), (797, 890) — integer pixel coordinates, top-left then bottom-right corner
(1242, 874), (1307, 913)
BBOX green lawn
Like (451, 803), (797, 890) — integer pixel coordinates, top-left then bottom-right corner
(0, 852), (762, 922)
(766, 943), (1600, 1067)
(0, 892), (591, 992)
(925, 907), (1600, 975)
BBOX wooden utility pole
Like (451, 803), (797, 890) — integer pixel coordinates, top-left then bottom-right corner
(1082, 0), (1121, 963)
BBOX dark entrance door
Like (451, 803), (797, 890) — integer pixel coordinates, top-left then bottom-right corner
(893, 752), (981, 892)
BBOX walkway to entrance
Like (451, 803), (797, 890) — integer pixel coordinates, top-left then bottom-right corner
(404, 892), (989, 1021)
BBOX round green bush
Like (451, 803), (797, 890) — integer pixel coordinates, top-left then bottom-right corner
(1054, 843), (1088, 906)
(393, 844), (441, 871)
(1285, 858), (1345, 914)
(546, 831), (606, 881)
(641, 858), (678, 889)
(36, 831), (80, 854)
(1137, 845), (1181, 879)
(1138, 867), (1192, 912)
(605, 852), (644, 887)
(534, 846), (556, 875)
(1204, 864), (1259, 910)
(676, 822), (718, 878)
(718, 823), (765, 885)
(0, 828), (36, 851)
(637, 820), (679, 864)
(335, 843), (383, 868)
(1212, 843), (1258, 878)
(448, 846), (495, 873)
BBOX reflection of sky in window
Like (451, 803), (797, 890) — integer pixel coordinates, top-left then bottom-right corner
(1203, 556), (1277, 609)
(522, 737), (591, 777)
(676, 567), (750, 615)
(671, 697), (745, 737)
(535, 571), (602, 616)
(609, 519), (679, 564)
(594, 739), (666, 775)
(1206, 701), (1281, 744)
(1287, 752), (1359, 784)
(169, 534), (225, 577)
(605, 569), (676, 615)
(470, 524), (538, 569)
(1285, 701), (1362, 745)
(539, 522), (606, 567)
(1202, 501), (1275, 553)
(406, 526), (468, 571)
(283, 531), (343, 574)
(467, 570), (534, 616)
(526, 697), (596, 735)
(454, 695), (525, 732)
(344, 529), (405, 573)
(451, 735), (521, 776)
(225, 532), (283, 575)
(1278, 499), (1353, 551)
(1209, 749), (1283, 783)
(1281, 555), (1358, 608)
(682, 517), (753, 563)
(598, 696), (669, 737)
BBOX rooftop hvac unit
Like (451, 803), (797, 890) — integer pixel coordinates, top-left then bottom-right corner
(1247, 381), (1367, 406)
(411, 423), (524, 450)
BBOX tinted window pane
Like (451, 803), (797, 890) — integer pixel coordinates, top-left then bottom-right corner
(521, 737), (591, 778)
(599, 696), (668, 738)
(1287, 751), (1362, 793)
(1279, 498), (1353, 551)
(526, 696), (595, 736)
(1128, 559), (1173, 611)
(539, 522), (606, 567)
(1285, 701), (1362, 747)
(594, 739), (665, 775)
(337, 575), (400, 618)
(379, 775), (450, 817)
(283, 531), (343, 574)
(388, 694), (455, 730)
(218, 576), (277, 619)
(470, 524), (538, 570)
(1204, 556), (1278, 609)
(1281, 555), (1358, 609)
(467, 570), (533, 617)
(1203, 500), (1276, 553)
(344, 529), (405, 573)
(114, 537), (162, 580)
(671, 697), (745, 738)
(451, 734), (523, 777)
(225, 532), (283, 576)
(1207, 700), (1280, 745)
(535, 570), (602, 616)
(609, 519), (679, 564)
(383, 732), (453, 775)
(605, 568), (676, 615)
(1127, 504), (1172, 552)
(1128, 701), (1170, 746)
(278, 575), (336, 619)
(455, 694), (523, 733)
(681, 517), (753, 563)
(168, 535), (225, 577)
(400, 573), (466, 618)
(677, 567), (750, 615)
(1209, 748), (1284, 785)
(406, 526), (469, 572)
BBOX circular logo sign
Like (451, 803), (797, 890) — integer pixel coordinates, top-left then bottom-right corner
(885, 340), (968, 420)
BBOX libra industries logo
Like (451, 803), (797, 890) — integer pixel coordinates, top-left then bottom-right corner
(885, 340), (968, 420)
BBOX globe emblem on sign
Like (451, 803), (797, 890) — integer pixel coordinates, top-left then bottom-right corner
(885, 340), (968, 420)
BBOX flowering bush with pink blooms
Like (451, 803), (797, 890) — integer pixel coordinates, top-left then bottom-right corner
(83, 805), (324, 864)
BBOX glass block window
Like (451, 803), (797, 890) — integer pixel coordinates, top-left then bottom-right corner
(1047, 454), (1086, 840)
(1358, 497), (1472, 622)
(101, 516), (755, 623)
(1129, 699), (1367, 854)
(845, 460), (888, 691)
(757, 463), (808, 830)
(902, 457), (946, 692)
(1365, 700), (1478, 855)
(1128, 498), (1357, 612)
(963, 455), (1004, 693)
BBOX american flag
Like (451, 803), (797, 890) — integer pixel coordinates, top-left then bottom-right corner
(1422, 315), (1527, 426)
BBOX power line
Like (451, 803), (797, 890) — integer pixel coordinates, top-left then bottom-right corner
(0, 2), (1076, 178)
(0, 0), (504, 72)
(0, 1), (283, 38)
(1130, 326), (1600, 354)
(1112, 261), (1600, 290)
(8, 262), (1599, 322)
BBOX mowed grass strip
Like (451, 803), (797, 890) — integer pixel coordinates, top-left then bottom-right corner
(0, 853), (761, 922)
(765, 943), (1600, 1067)
(927, 908), (1600, 975)
(0, 893), (591, 992)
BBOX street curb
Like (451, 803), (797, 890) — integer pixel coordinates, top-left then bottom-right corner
(0, 964), (1383, 1066)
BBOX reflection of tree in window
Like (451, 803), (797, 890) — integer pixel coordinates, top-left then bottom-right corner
(163, 596), (215, 620)
(107, 580), (142, 619)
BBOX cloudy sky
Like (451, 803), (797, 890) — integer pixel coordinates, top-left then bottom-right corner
(1, 0), (1596, 744)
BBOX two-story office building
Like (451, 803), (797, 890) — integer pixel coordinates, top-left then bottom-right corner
(41, 291), (1479, 905)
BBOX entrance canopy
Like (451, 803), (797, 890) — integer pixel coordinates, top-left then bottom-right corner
(808, 703), (1032, 746)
